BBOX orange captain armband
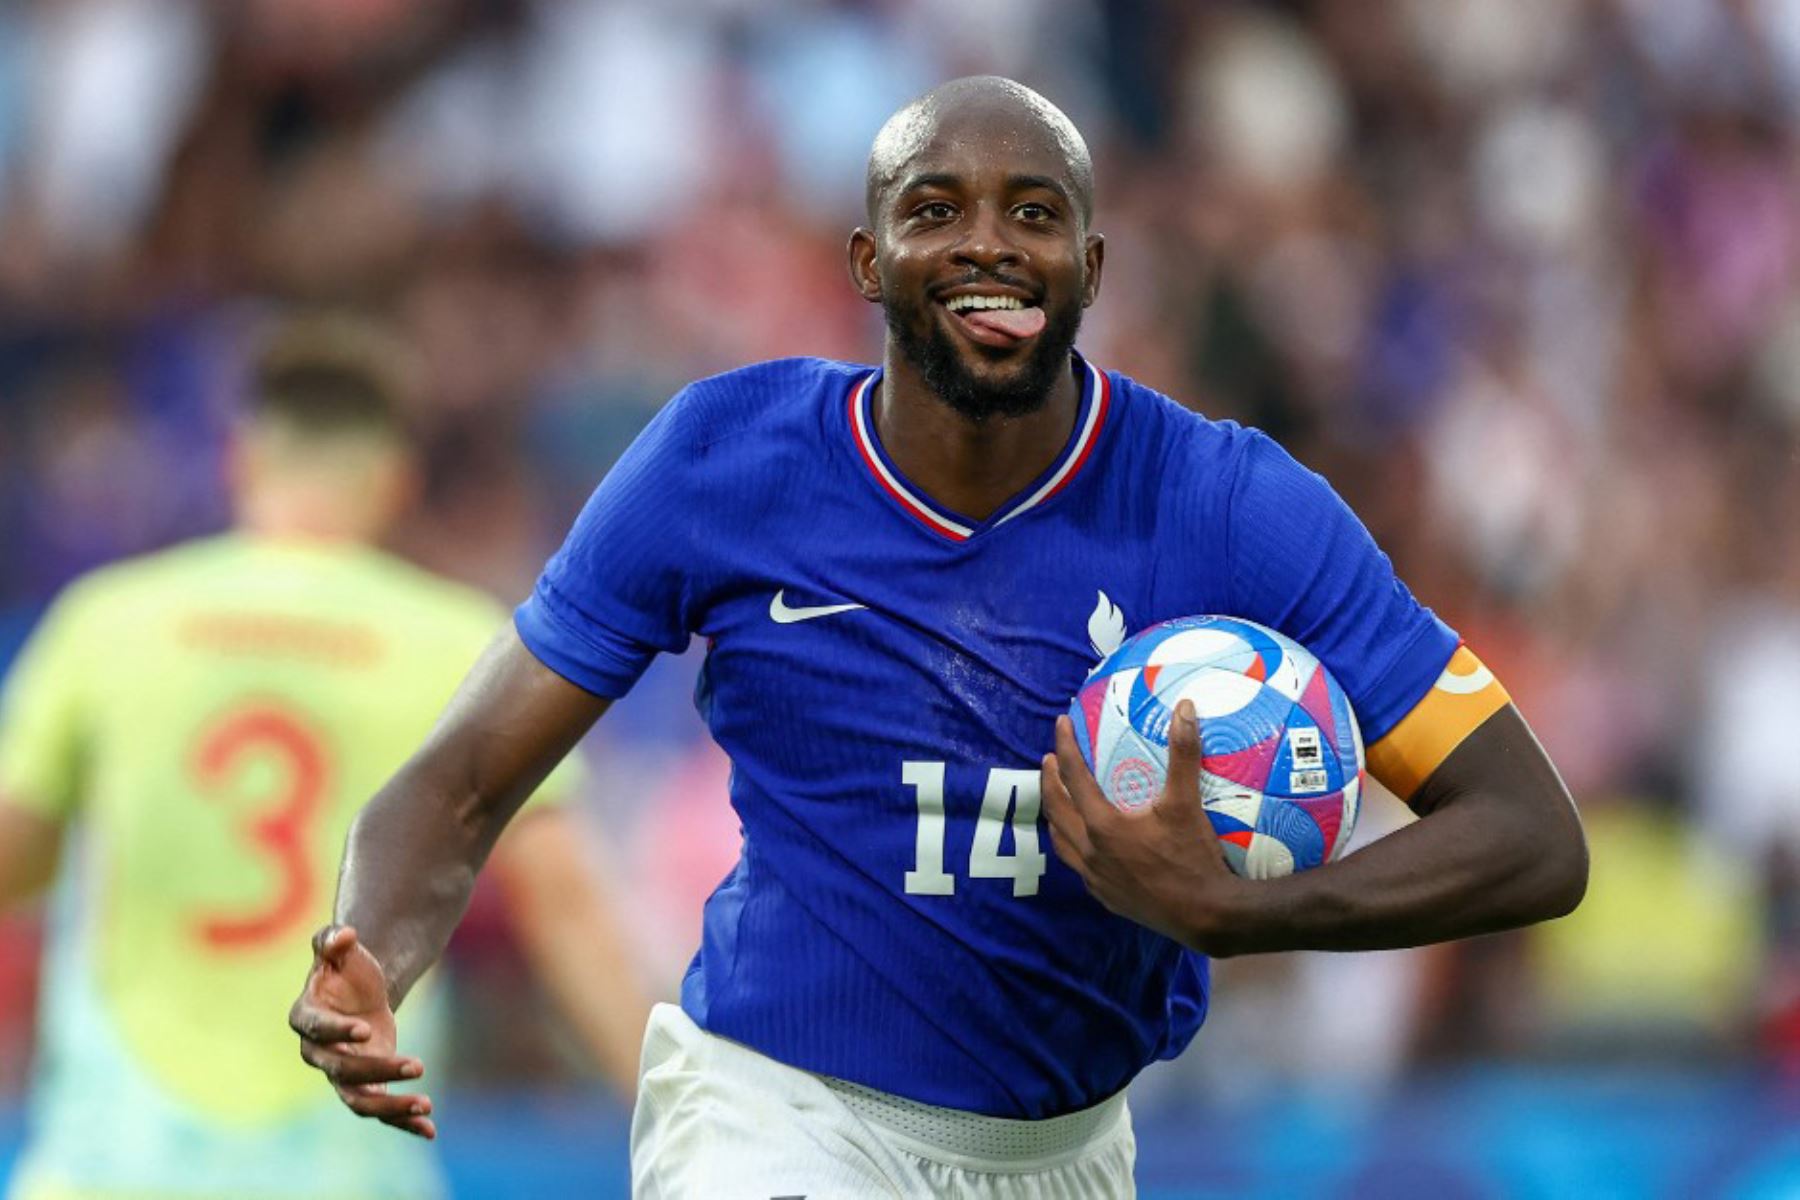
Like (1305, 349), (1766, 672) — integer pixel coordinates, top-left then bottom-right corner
(1364, 645), (1511, 806)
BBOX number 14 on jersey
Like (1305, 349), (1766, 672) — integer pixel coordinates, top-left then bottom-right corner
(902, 761), (1048, 898)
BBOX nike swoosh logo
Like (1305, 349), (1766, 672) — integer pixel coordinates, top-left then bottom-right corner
(769, 590), (867, 624)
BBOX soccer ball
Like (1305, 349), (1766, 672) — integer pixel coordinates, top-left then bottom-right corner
(1068, 615), (1363, 880)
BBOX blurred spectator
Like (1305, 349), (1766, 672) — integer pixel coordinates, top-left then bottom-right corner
(1528, 795), (1765, 1057)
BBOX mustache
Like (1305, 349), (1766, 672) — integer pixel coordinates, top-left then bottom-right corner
(928, 273), (1044, 303)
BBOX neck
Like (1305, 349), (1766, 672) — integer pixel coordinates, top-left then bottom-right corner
(234, 488), (384, 546)
(874, 349), (1081, 522)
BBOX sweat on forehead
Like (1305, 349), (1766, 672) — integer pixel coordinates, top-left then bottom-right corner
(865, 76), (1094, 225)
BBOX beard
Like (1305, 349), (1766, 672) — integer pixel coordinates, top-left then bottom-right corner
(884, 285), (1085, 423)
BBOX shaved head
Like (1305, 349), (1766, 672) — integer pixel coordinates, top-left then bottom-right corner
(866, 76), (1094, 228)
(849, 75), (1104, 424)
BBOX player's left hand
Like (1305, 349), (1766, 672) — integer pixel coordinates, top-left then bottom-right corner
(1041, 699), (1246, 956)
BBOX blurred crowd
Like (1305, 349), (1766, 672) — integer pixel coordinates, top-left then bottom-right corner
(1, 0), (1797, 1104)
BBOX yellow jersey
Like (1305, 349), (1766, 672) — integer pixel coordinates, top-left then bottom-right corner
(0, 534), (575, 1200)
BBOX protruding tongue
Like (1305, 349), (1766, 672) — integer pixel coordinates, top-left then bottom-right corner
(963, 305), (1047, 340)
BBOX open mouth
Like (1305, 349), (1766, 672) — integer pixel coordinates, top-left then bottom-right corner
(941, 293), (1048, 348)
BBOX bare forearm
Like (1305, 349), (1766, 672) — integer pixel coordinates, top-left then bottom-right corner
(0, 800), (63, 910)
(518, 898), (650, 1095)
(494, 810), (652, 1097)
(1192, 707), (1587, 957)
(335, 765), (509, 1009)
(331, 628), (612, 1009)
(1195, 789), (1585, 956)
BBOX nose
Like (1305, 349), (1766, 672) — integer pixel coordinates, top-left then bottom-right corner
(952, 201), (1021, 272)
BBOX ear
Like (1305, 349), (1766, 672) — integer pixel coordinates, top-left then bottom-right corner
(371, 448), (422, 530)
(847, 227), (883, 304)
(1081, 232), (1105, 308)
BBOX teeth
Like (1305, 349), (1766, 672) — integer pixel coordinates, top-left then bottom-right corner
(945, 295), (1025, 313)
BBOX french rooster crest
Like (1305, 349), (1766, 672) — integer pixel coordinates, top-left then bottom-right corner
(1088, 591), (1126, 659)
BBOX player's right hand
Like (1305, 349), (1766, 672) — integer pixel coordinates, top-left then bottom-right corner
(1042, 700), (1246, 956)
(289, 924), (436, 1139)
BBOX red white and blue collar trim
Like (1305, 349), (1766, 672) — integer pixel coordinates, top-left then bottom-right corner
(849, 355), (1112, 542)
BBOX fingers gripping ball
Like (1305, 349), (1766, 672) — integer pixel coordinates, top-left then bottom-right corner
(1069, 615), (1364, 880)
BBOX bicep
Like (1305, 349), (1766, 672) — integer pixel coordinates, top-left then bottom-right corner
(1410, 703), (1584, 852)
(402, 626), (611, 827)
(487, 805), (601, 926)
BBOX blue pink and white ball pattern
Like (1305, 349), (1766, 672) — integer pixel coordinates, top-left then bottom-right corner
(1069, 615), (1364, 880)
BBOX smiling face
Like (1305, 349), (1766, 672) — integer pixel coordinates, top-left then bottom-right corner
(851, 79), (1104, 422)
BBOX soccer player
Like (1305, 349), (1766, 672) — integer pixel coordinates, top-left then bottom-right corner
(291, 78), (1587, 1196)
(0, 316), (648, 1200)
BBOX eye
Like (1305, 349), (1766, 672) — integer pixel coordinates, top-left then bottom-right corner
(913, 200), (957, 222)
(1015, 202), (1056, 222)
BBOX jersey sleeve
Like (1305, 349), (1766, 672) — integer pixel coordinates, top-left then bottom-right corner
(1362, 643), (1511, 801)
(1223, 432), (1502, 801)
(0, 584), (101, 822)
(515, 390), (699, 699)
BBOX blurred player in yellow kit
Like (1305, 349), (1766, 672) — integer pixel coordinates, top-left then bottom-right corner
(0, 315), (649, 1199)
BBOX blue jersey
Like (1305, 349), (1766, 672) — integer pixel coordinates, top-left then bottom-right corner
(516, 354), (1459, 1118)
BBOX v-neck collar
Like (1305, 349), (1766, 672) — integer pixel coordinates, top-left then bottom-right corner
(847, 354), (1111, 543)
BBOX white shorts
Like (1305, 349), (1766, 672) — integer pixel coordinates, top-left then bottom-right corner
(631, 1004), (1137, 1199)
